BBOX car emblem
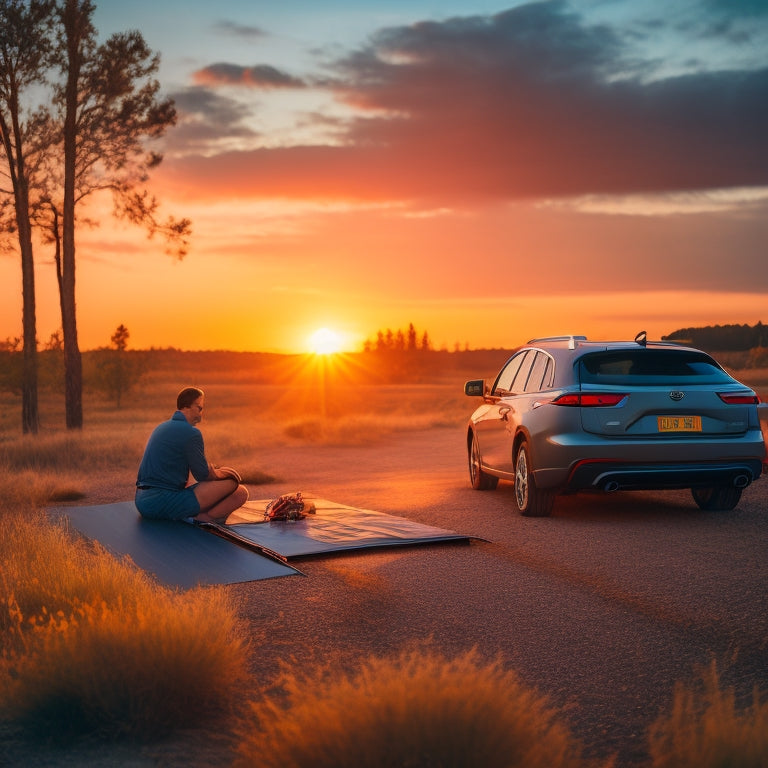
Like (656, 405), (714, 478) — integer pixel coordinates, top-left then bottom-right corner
(669, 390), (685, 401)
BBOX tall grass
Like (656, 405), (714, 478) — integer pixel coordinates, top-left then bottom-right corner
(0, 514), (148, 634)
(0, 410), (148, 508)
(0, 507), (249, 741)
(0, 385), (253, 743)
(234, 647), (604, 768)
(2, 586), (247, 740)
(647, 661), (768, 768)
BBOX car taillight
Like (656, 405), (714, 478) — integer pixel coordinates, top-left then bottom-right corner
(552, 393), (627, 407)
(718, 393), (759, 405)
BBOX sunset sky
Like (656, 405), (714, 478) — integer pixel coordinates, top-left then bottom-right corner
(2, 0), (767, 353)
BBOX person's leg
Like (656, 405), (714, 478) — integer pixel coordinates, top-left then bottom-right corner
(193, 479), (248, 522)
(136, 487), (200, 520)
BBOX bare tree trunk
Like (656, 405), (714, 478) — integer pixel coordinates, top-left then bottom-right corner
(18, 194), (39, 434)
(61, 0), (83, 430)
(1, 112), (40, 435)
(0, 0), (64, 434)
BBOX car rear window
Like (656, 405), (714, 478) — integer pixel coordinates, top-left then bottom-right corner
(578, 349), (733, 385)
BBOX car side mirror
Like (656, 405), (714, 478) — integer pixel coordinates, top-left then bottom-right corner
(464, 379), (486, 397)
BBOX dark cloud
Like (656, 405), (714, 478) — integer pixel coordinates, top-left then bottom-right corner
(702, 0), (768, 17)
(213, 20), (267, 39)
(172, 1), (768, 203)
(169, 87), (259, 151)
(691, 0), (768, 45)
(193, 63), (306, 89)
(330, 1), (768, 198)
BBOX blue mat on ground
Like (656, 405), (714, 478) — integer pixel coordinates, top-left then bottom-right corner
(50, 501), (301, 589)
(209, 495), (471, 559)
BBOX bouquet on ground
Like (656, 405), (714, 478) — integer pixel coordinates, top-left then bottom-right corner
(264, 492), (316, 521)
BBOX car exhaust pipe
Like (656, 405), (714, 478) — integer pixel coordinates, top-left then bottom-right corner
(733, 474), (750, 489)
(604, 480), (620, 493)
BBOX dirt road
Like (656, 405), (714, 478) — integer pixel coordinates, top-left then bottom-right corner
(236, 426), (768, 767)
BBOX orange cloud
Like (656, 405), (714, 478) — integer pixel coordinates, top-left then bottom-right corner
(193, 63), (306, 89)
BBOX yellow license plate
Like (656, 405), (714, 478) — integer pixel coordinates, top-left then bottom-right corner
(658, 416), (702, 432)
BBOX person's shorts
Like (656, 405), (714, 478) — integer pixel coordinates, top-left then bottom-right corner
(135, 486), (201, 521)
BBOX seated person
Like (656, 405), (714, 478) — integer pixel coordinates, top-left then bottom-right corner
(135, 387), (248, 523)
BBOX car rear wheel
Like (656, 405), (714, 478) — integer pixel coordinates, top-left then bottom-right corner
(691, 486), (743, 511)
(514, 442), (554, 517)
(469, 432), (498, 490)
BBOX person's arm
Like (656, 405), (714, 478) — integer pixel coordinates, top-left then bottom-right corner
(187, 429), (241, 483)
(207, 464), (242, 482)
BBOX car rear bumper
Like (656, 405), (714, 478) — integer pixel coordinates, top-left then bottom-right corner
(564, 459), (764, 493)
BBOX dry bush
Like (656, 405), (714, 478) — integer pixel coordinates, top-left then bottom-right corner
(234, 647), (603, 768)
(0, 514), (146, 634)
(647, 661), (768, 768)
(0, 511), (248, 741)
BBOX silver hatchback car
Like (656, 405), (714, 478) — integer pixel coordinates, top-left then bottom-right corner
(465, 333), (766, 516)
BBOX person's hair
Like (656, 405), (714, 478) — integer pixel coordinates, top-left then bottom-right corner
(177, 387), (204, 410)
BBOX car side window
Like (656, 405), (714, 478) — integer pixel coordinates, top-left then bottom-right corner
(542, 356), (553, 388)
(493, 352), (526, 395)
(510, 350), (536, 393)
(524, 351), (552, 393)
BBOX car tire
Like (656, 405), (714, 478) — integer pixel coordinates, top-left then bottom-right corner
(691, 486), (742, 511)
(469, 432), (498, 490)
(514, 442), (554, 517)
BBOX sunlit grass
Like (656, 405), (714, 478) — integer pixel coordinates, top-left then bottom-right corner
(0, 509), (248, 741)
(234, 647), (604, 768)
(2, 589), (247, 741)
(0, 429), (145, 472)
(0, 514), (146, 633)
(282, 409), (464, 445)
(647, 661), (768, 768)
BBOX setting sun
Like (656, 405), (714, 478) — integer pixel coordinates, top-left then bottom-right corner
(308, 327), (343, 355)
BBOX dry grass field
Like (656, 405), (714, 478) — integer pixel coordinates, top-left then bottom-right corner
(1, 350), (767, 766)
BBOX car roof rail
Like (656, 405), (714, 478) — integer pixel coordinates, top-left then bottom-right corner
(527, 335), (587, 349)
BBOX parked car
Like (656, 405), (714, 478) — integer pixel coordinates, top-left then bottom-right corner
(464, 333), (766, 516)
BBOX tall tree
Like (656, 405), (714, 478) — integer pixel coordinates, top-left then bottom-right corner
(89, 323), (142, 408)
(407, 322), (417, 351)
(0, 0), (57, 433)
(52, 0), (190, 428)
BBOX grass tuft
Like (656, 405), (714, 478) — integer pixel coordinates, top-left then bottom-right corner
(0, 511), (249, 742)
(234, 647), (602, 768)
(647, 661), (768, 768)
(47, 487), (87, 502)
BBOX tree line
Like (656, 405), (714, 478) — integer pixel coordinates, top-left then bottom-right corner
(363, 323), (433, 353)
(361, 322), (473, 353)
(0, 323), (145, 408)
(1, 0), (190, 434)
(663, 321), (768, 352)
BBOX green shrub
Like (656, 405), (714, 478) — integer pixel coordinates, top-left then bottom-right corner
(235, 647), (601, 768)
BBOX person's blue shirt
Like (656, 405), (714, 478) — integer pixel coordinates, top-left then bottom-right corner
(136, 411), (210, 490)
